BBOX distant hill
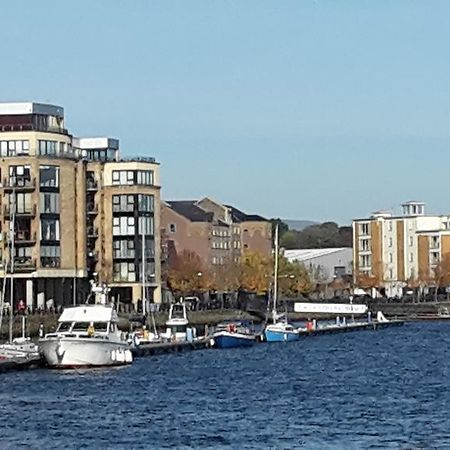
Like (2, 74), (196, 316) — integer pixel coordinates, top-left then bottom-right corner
(283, 219), (318, 231)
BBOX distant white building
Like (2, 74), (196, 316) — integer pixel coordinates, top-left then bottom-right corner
(284, 248), (353, 283)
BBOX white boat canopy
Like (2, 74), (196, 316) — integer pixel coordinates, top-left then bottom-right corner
(58, 305), (118, 323)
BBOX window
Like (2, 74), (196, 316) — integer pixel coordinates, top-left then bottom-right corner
(361, 238), (370, 252)
(387, 221), (393, 232)
(388, 237), (393, 248)
(40, 166), (59, 188)
(112, 170), (134, 185)
(139, 216), (154, 235)
(113, 262), (136, 282)
(169, 223), (176, 233)
(40, 245), (61, 268)
(40, 193), (60, 214)
(12, 193), (32, 214)
(360, 223), (369, 235)
(113, 239), (135, 259)
(112, 195), (134, 212)
(41, 218), (60, 241)
(138, 194), (154, 212)
(38, 140), (57, 156)
(389, 269), (393, 279)
(113, 217), (135, 236)
(409, 236), (413, 246)
(9, 165), (31, 186)
(0, 140), (29, 156)
(360, 254), (371, 268)
(136, 170), (154, 185)
(388, 253), (393, 263)
(409, 253), (414, 263)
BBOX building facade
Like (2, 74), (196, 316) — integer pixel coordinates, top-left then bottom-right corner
(161, 197), (272, 267)
(0, 102), (161, 309)
(353, 201), (450, 297)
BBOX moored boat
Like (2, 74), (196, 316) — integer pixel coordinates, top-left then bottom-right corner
(212, 321), (256, 349)
(264, 321), (300, 342)
(40, 288), (132, 369)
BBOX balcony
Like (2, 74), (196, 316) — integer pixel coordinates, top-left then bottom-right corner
(86, 179), (98, 191)
(14, 231), (37, 246)
(3, 178), (36, 192)
(87, 227), (99, 238)
(86, 203), (98, 215)
(3, 204), (37, 219)
(14, 257), (36, 272)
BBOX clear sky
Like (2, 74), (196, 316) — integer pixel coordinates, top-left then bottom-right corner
(2, 0), (450, 224)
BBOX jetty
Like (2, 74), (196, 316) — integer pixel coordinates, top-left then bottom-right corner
(131, 336), (211, 357)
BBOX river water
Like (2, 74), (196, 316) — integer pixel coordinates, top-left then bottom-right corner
(1, 321), (450, 449)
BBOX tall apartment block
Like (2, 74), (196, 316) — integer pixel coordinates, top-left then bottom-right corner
(0, 102), (161, 308)
(353, 201), (450, 297)
(161, 197), (272, 266)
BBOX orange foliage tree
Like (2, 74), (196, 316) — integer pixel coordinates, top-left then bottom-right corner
(238, 251), (272, 294)
(166, 250), (212, 297)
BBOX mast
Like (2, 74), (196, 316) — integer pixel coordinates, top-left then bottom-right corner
(272, 224), (279, 323)
(9, 188), (15, 343)
(141, 223), (146, 316)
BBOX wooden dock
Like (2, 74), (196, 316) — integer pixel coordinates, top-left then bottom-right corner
(132, 336), (212, 357)
(298, 320), (404, 337)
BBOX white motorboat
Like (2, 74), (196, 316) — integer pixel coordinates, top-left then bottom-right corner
(40, 304), (132, 368)
(161, 302), (197, 342)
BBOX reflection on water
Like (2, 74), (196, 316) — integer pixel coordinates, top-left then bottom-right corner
(1, 322), (450, 448)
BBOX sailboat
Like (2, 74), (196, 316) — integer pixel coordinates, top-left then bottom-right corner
(0, 189), (40, 361)
(264, 224), (300, 343)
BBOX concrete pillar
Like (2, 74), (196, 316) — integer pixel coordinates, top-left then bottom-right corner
(26, 279), (34, 311)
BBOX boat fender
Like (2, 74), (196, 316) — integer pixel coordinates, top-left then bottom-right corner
(133, 334), (140, 347)
(125, 350), (133, 363)
(56, 343), (64, 359)
(111, 350), (116, 361)
(209, 338), (215, 347)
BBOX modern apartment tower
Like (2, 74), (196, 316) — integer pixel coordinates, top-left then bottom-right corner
(0, 102), (161, 309)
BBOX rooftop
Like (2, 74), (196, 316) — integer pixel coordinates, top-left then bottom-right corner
(225, 205), (268, 222)
(166, 201), (214, 222)
(0, 102), (64, 118)
(284, 248), (352, 262)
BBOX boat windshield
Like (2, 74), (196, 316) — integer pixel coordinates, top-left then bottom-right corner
(171, 305), (185, 319)
(71, 322), (108, 332)
(171, 325), (187, 333)
(57, 322), (72, 332)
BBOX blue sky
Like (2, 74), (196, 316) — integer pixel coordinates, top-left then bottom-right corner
(1, 0), (450, 224)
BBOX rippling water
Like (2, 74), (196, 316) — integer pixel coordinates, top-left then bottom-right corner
(1, 322), (450, 449)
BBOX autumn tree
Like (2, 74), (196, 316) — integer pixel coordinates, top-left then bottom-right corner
(166, 250), (212, 297)
(238, 251), (272, 294)
(277, 256), (313, 297)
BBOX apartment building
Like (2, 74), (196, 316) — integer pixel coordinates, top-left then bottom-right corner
(0, 102), (161, 309)
(353, 201), (450, 297)
(161, 197), (272, 267)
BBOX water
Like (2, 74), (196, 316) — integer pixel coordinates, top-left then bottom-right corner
(1, 322), (450, 449)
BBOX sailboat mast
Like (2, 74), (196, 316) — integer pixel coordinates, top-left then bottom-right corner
(9, 188), (16, 343)
(273, 224), (279, 322)
(141, 223), (146, 316)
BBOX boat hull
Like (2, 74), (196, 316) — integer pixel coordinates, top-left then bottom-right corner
(213, 332), (255, 349)
(264, 328), (299, 342)
(40, 337), (132, 368)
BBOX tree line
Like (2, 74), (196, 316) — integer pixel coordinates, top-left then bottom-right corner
(271, 219), (352, 250)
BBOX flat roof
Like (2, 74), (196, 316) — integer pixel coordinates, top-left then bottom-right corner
(284, 248), (352, 262)
(0, 102), (64, 118)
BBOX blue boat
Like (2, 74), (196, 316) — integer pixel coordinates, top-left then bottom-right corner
(264, 321), (300, 342)
(212, 321), (256, 349)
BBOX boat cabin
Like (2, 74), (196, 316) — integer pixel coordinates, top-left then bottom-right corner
(164, 303), (190, 342)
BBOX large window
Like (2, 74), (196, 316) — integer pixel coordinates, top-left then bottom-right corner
(11, 193), (32, 214)
(0, 140), (29, 156)
(139, 216), (154, 236)
(40, 192), (60, 214)
(113, 239), (135, 259)
(40, 166), (59, 188)
(112, 195), (134, 212)
(38, 140), (57, 156)
(112, 170), (134, 186)
(138, 194), (154, 212)
(112, 217), (135, 236)
(136, 170), (154, 186)
(41, 245), (61, 268)
(113, 262), (136, 282)
(41, 218), (60, 241)
(9, 165), (31, 186)
(111, 170), (154, 186)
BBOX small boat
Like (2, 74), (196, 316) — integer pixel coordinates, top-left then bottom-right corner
(265, 319), (300, 342)
(212, 320), (256, 349)
(161, 301), (197, 343)
(40, 286), (132, 368)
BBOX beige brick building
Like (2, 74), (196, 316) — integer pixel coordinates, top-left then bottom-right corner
(161, 197), (272, 267)
(0, 102), (161, 309)
(353, 201), (450, 297)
